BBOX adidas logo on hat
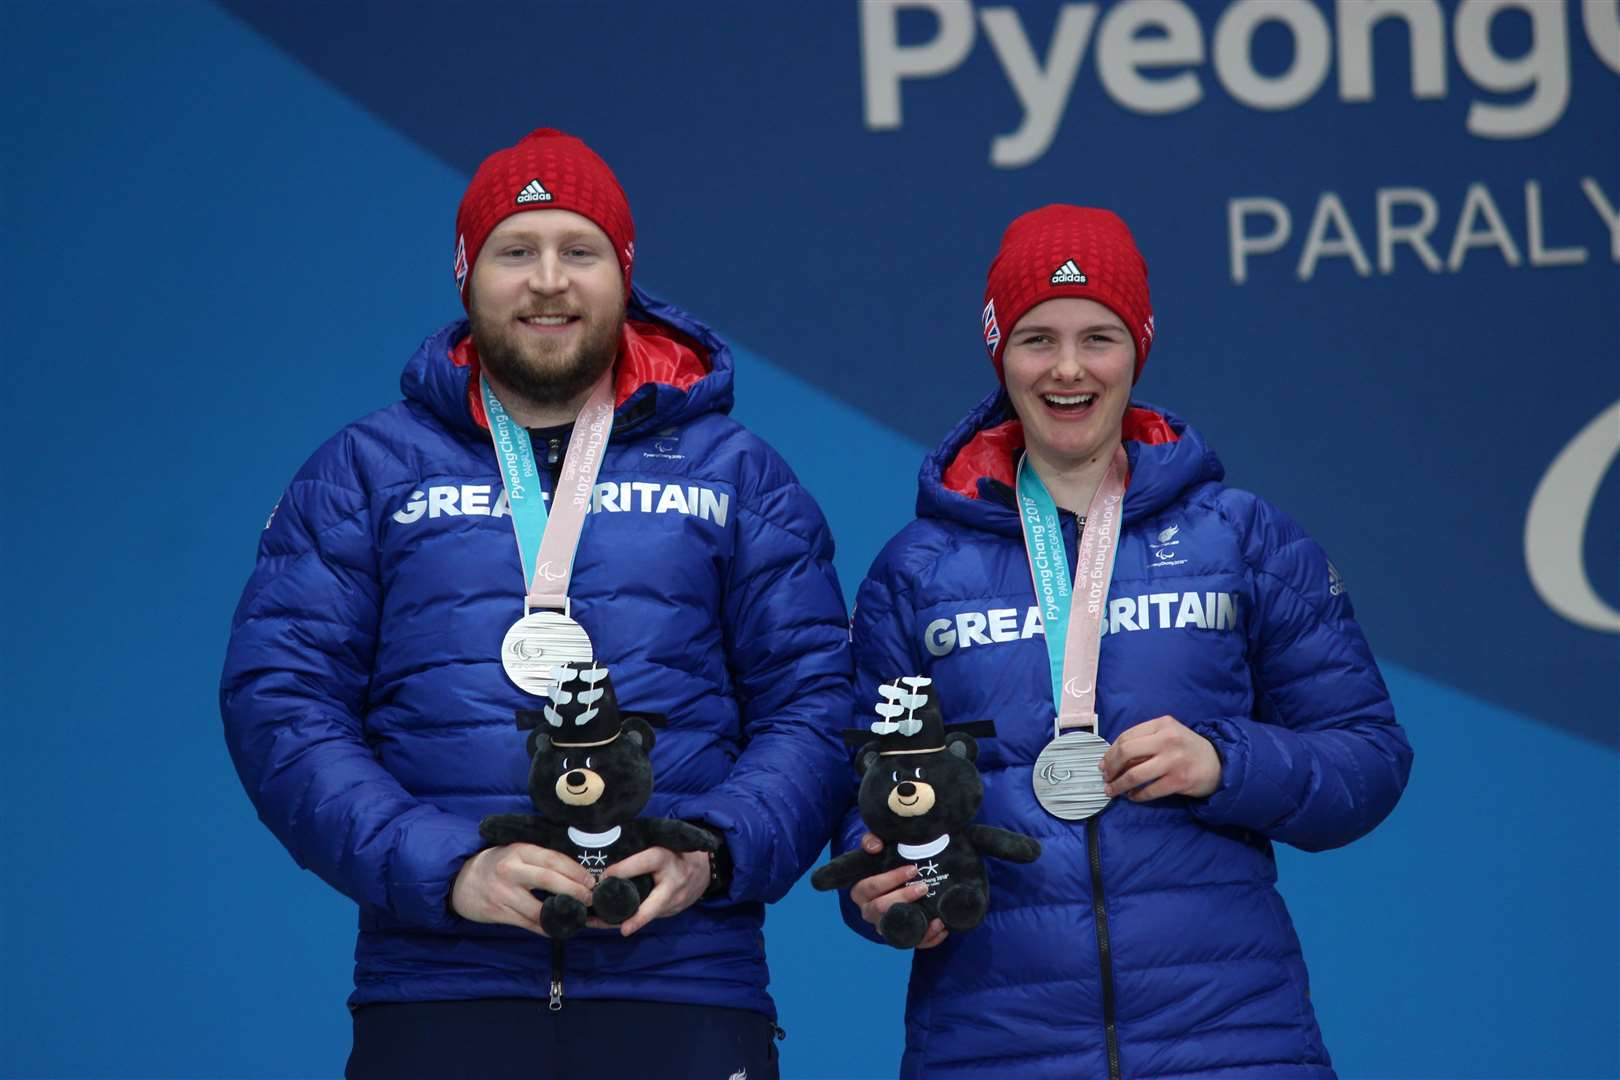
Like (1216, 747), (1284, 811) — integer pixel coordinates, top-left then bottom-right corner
(1050, 259), (1087, 285)
(515, 179), (554, 205)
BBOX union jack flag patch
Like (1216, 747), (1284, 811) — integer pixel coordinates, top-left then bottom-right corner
(453, 234), (468, 290)
(982, 299), (1001, 356)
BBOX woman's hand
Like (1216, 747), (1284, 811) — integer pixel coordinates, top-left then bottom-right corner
(848, 834), (948, 949)
(1099, 715), (1222, 801)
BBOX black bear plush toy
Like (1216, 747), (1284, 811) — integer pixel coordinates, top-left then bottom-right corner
(811, 676), (1041, 948)
(478, 663), (718, 940)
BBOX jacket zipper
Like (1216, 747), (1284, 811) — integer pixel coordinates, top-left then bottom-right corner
(1064, 508), (1119, 1077)
(542, 436), (564, 498)
(1088, 817), (1121, 1080)
(549, 939), (564, 1012)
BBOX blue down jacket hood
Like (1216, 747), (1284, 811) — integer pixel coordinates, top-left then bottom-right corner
(222, 286), (853, 1015)
(844, 388), (1413, 1079)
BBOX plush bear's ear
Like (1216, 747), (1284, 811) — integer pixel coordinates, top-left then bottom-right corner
(527, 729), (553, 757)
(945, 731), (978, 763)
(857, 745), (883, 775)
(620, 715), (656, 753)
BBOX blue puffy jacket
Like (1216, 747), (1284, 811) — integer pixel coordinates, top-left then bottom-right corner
(221, 287), (853, 1015)
(845, 390), (1413, 1078)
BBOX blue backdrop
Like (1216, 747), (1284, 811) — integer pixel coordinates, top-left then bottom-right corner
(3, 1), (1616, 1077)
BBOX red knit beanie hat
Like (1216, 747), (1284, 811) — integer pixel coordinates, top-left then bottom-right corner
(981, 205), (1154, 382)
(452, 128), (635, 307)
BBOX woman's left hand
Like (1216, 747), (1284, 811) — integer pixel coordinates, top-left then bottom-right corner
(1099, 715), (1222, 801)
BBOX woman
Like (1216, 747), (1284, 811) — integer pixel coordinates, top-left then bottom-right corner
(840, 206), (1413, 1078)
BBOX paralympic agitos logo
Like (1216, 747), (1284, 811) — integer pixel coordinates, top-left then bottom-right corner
(1525, 399), (1620, 634)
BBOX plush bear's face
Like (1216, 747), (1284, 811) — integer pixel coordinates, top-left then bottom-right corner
(855, 733), (982, 845)
(525, 717), (656, 832)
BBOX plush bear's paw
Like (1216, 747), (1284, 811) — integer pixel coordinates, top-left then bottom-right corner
(937, 883), (988, 931)
(540, 894), (588, 940)
(591, 876), (641, 925)
(878, 901), (928, 949)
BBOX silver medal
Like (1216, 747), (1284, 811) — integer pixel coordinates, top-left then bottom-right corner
(500, 611), (593, 697)
(1032, 731), (1112, 820)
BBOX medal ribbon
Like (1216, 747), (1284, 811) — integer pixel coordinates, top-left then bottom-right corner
(1015, 446), (1128, 735)
(480, 372), (615, 614)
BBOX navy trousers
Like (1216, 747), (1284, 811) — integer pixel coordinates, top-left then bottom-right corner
(346, 997), (781, 1080)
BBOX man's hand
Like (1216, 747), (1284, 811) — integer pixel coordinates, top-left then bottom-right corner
(1099, 715), (1222, 801)
(450, 844), (595, 935)
(597, 847), (711, 937)
(848, 834), (948, 949)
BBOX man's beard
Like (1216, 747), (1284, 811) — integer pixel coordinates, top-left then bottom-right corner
(470, 307), (623, 409)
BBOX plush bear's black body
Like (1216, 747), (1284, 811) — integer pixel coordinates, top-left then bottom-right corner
(478, 663), (716, 940)
(812, 676), (1041, 949)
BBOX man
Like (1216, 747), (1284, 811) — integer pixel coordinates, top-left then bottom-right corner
(221, 129), (853, 1080)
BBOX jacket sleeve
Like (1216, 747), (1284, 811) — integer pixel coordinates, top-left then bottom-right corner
(670, 465), (856, 906)
(836, 541), (929, 944)
(219, 434), (482, 930)
(1188, 495), (1413, 852)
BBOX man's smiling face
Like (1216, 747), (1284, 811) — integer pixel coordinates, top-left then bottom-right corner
(468, 209), (625, 407)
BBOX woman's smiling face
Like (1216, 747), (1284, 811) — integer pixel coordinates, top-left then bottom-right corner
(1001, 297), (1135, 469)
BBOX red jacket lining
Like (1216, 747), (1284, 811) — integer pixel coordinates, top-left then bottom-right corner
(453, 319), (710, 430)
(942, 408), (1179, 499)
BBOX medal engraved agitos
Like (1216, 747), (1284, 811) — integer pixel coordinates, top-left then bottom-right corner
(500, 611), (594, 697)
(1032, 730), (1111, 820)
